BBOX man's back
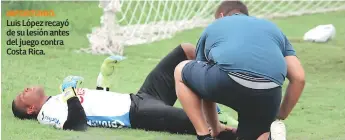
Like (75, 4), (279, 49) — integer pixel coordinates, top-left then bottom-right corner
(199, 14), (296, 85)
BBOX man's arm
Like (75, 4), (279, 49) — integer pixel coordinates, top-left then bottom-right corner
(278, 56), (305, 120)
(195, 30), (208, 61)
(278, 35), (306, 120)
(60, 79), (88, 130)
(60, 85), (88, 131)
(63, 96), (88, 131)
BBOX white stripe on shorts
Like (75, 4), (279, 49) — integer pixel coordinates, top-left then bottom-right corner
(228, 74), (279, 89)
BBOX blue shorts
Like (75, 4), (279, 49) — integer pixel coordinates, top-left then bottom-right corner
(181, 61), (231, 101)
(182, 60), (282, 139)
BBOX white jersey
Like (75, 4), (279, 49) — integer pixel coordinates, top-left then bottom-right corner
(37, 88), (132, 129)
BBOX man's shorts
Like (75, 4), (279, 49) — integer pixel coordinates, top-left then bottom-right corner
(182, 60), (282, 139)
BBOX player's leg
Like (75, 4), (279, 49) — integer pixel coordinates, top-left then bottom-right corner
(129, 93), (196, 135)
(130, 92), (237, 139)
(191, 67), (283, 139)
(135, 44), (237, 126)
(175, 60), (241, 139)
(136, 44), (233, 124)
(137, 43), (195, 106)
(233, 87), (282, 140)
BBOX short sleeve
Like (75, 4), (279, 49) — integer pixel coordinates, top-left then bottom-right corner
(282, 34), (296, 57)
(195, 30), (208, 61)
(37, 98), (68, 129)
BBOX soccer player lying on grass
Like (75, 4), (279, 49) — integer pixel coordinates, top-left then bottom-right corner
(11, 44), (237, 139)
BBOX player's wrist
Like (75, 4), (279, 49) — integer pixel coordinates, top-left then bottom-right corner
(62, 87), (77, 102)
(66, 96), (80, 103)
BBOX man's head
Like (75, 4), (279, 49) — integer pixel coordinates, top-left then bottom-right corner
(12, 86), (46, 119)
(215, 1), (249, 19)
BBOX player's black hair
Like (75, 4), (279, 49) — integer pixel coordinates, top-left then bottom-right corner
(215, 0), (249, 18)
(12, 100), (37, 120)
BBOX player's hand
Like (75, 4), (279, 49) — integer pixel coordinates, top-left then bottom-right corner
(219, 123), (235, 133)
(60, 76), (84, 92)
(98, 55), (126, 88)
(101, 55), (126, 76)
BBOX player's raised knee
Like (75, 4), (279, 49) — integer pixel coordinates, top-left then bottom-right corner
(180, 43), (196, 60)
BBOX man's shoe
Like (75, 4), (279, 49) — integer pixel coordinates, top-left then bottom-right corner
(270, 120), (287, 140)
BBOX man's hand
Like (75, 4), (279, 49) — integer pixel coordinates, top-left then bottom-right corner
(60, 76), (84, 92)
(101, 55), (126, 77)
(97, 55), (126, 88)
(278, 56), (305, 120)
(210, 123), (235, 137)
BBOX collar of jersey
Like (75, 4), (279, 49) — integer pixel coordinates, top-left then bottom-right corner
(45, 96), (52, 103)
(232, 13), (246, 16)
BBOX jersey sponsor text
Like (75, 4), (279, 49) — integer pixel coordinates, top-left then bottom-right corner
(87, 119), (125, 128)
(41, 112), (61, 125)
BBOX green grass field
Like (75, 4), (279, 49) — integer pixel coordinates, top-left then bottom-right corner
(2, 1), (345, 140)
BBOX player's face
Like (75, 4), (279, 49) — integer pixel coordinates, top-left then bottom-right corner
(15, 86), (45, 113)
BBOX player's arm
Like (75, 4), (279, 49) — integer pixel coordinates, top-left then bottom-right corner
(195, 30), (208, 61)
(37, 87), (87, 131)
(278, 35), (306, 120)
(62, 87), (88, 131)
